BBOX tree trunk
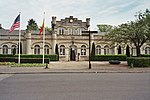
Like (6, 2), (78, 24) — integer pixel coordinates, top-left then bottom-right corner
(136, 46), (141, 57)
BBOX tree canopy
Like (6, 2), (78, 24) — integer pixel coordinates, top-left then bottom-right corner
(26, 19), (39, 31)
(107, 9), (150, 57)
(97, 24), (113, 32)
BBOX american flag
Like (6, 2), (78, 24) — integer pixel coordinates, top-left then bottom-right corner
(9, 14), (20, 33)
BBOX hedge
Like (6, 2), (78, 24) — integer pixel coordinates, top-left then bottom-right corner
(91, 55), (127, 61)
(0, 54), (58, 61)
(0, 58), (50, 63)
(127, 57), (150, 67)
(141, 54), (150, 57)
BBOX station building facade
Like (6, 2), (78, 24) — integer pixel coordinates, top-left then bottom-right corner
(0, 16), (150, 61)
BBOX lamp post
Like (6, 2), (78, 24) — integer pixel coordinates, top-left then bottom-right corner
(82, 30), (97, 69)
(82, 18), (98, 69)
(88, 29), (91, 69)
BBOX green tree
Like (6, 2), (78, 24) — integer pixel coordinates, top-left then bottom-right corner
(118, 45), (121, 54)
(45, 27), (51, 32)
(126, 45), (130, 57)
(91, 42), (95, 57)
(55, 44), (59, 61)
(26, 19), (38, 31)
(97, 24), (113, 32)
(13, 48), (16, 55)
(107, 9), (150, 57)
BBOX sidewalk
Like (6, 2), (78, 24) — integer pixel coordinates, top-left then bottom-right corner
(0, 61), (150, 74)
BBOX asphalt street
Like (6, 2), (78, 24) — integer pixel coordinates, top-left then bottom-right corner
(0, 73), (150, 100)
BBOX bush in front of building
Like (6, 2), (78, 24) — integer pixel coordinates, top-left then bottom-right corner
(127, 57), (150, 67)
(91, 54), (127, 61)
(20, 54), (58, 61)
(141, 54), (150, 57)
(0, 54), (58, 61)
(0, 58), (50, 63)
(0, 54), (16, 57)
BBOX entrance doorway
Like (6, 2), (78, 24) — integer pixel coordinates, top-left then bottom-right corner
(70, 45), (77, 61)
(70, 48), (76, 61)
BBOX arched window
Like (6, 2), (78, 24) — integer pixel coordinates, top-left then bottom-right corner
(68, 28), (72, 35)
(104, 45), (109, 55)
(60, 45), (65, 55)
(44, 45), (49, 54)
(58, 28), (64, 35)
(3, 45), (8, 54)
(34, 45), (40, 54)
(77, 28), (81, 35)
(68, 28), (77, 35)
(96, 45), (101, 55)
(81, 45), (86, 55)
(145, 47), (150, 54)
(11, 45), (17, 54)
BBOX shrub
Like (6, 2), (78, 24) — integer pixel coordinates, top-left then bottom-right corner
(0, 57), (17, 62)
(0, 58), (50, 63)
(141, 54), (150, 57)
(126, 45), (130, 57)
(109, 60), (120, 64)
(127, 57), (150, 67)
(91, 55), (127, 61)
(0, 54), (16, 57)
(0, 54), (58, 61)
(91, 42), (95, 57)
(55, 44), (59, 61)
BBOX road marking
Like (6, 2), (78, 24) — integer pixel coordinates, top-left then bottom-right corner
(0, 74), (13, 81)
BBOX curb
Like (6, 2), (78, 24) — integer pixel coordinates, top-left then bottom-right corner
(0, 71), (150, 74)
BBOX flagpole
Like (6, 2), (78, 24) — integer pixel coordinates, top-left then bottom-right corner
(43, 12), (45, 64)
(18, 12), (21, 64)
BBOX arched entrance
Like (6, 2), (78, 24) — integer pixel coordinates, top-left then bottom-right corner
(70, 45), (77, 61)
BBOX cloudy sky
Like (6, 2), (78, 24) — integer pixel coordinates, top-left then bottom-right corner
(0, 0), (149, 30)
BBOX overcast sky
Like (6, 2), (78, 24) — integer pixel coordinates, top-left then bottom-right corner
(0, 0), (150, 30)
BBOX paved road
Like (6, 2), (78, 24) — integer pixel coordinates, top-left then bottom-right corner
(0, 73), (150, 100)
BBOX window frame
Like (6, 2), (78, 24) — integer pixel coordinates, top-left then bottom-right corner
(145, 47), (150, 54)
(34, 45), (40, 54)
(11, 45), (17, 54)
(104, 45), (109, 55)
(96, 45), (101, 55)
(60, 45), (65, 55)
(2, 45), (8, 54)
(81, 45), (86, 55)
(44, 45), (49, 54)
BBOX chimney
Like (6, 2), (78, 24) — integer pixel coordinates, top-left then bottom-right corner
(86, 18), (90, 28)
(0, 24), (2, 29)
(52, 16), (56, 25)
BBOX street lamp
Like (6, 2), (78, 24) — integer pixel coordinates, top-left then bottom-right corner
(82, 18), (97, 69)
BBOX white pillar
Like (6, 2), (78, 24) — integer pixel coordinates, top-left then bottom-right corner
(8, 48), (11, 54)
(66, 48), (70, 61)
(51, 16), (57, 54)
(26, 32), (32, 54)
(114, 46), (118, 55)
(52, 32), (57, 54)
